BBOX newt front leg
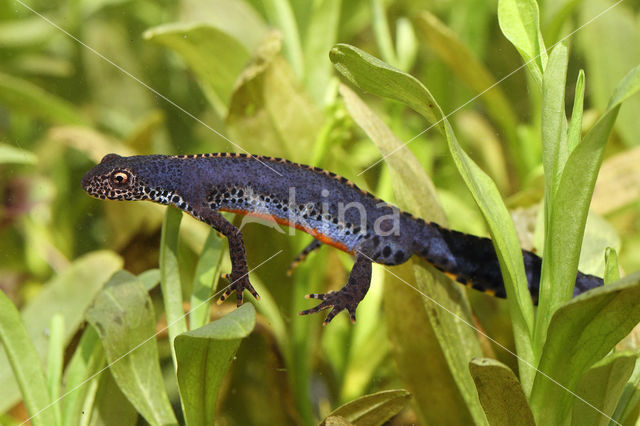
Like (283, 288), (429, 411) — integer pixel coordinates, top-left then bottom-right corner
(196, 209), (259, 305)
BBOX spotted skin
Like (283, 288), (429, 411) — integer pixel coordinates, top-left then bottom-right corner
(82, 153), (604, 324)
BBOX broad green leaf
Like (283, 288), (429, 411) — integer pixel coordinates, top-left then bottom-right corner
(88, 371), (138, 426)
(188, 229), (224, 330)
(0, 144), (37, 165)
(0, 251), (122, 415)
(61, 326), (105, 426)
(469, 358), (535, 426)
(604, 248), (619, 285)
(340, 83), (482, 423)
(571, 352), (636, 426)
(0, 17), (55, 47)
(0, 290), (56, 426)
(175, 303), (255, 426)
(534, 65), (640, 348)
(415, 12), (519, 170)
(0, 72), (85, 125)
(226, 32), (322, 160)
(46, 314), (65, 426)
(160, 206), (187, 368)
(497, 0), (547, 88)
(331, 43), (535, 391)
(321, 389), (411, 426)
(578, 0), (640, 148)
(530, 271), (640, 424)
(144, 23), (250, 117)
(86, 271), (177, 425)
(261, 0), (304, 77)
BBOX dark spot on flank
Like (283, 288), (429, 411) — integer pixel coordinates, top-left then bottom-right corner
(394, 250), (405, 263)
(382, 246), (391, 257)
(172, 195), (180, 203)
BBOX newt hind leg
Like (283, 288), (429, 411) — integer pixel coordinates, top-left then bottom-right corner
(299, 253), (372, 325)
(287, 239), (323, 276)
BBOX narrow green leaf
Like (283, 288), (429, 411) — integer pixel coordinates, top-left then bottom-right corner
(261, 0), (304, 77)
(176, 303), (255, 426)
(0, 72), (85, 125)
(571, 352), (637, 426)
(340, 83), (482, 423)
(604, 248), (619, 285)
(534, 65), (640, 349)
(321, 389), (411, 426)
(0, 144), (37, 165)
(160, 207), (187, 368)
(415, 12), (519, 169)
(0, 251), (122, 415)
(86, 271), (177, 425)
(541, 43), (569, 198)
(0, 290), (56, 426)
(395, 18), (418, 72)
(144, 23), (250, 117)
(371, 0), (398, 67)
(497, 0), (547, 88)
(188, 229), (224, 330)
(567, 70), (585, 153)
(137, 269), (161, 292)
(530, 271), (640, 424)
(46, 314), (65, 426)
(61, 326), (105, 426)
(302, 0), (342, 104)
(469, 358), (535, 426)
(331, 43), (535, 391)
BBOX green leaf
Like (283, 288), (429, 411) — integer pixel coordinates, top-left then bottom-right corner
(144, 23), (251, 117)
(61, 326), (105, 426)
(530, 271), (640, 424)
(571, 352), (637, 426)
(497, 0), (547, 88)
(188, 229), (224, 330)
(534, 65), (640, 348)
(138, 269), (161, 292)
(89, 370), (138, 426)
(160, 207), (187, 368)
(321, 389), (411, 426)
(331, 43), (535, 392)
(0, 72), (86, 125)
(226, 32), (322, 160)
(604, 248), (619, 285)
(340, 83), (481, 423)
(567, 70), (585, 153)
(541, 43), (569, 198)
(0, 290), (56, 426)
(469, 358), (535, 426)
(0, 144), (37, 165)
(46, 314), (65, 426)
(176, 303), (255, 426)
(371, 0), (398, 67)
(0, 251), (122, 415)
(86, 271), (177, 425)
(302, 0), (342, 104)
(415, 12), (520, 170)
(261, 0), (304, 77)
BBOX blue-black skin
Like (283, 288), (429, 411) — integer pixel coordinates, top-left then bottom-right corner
(82, 153), (603, 324)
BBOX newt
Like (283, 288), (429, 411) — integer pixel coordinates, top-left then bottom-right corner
(82, 153), (604, 324)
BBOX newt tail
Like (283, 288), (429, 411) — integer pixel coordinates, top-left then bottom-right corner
(82, 153), (604, 324)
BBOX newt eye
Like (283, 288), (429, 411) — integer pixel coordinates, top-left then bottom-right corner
(111, 171), (129, 185)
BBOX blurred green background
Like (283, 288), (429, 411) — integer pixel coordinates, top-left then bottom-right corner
(2, 0), (640, 424)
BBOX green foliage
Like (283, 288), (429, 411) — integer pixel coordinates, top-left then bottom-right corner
(2, 0), (640, 424)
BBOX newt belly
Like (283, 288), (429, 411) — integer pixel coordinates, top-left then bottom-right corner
(82, 152), (605, 324)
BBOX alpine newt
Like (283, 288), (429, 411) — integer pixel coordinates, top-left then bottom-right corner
(82, 153), (603, 324)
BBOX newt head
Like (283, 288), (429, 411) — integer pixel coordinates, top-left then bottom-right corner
(82, 153), (146, 201)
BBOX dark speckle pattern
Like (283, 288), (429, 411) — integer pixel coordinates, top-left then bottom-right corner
(82, 152), (604, 324)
